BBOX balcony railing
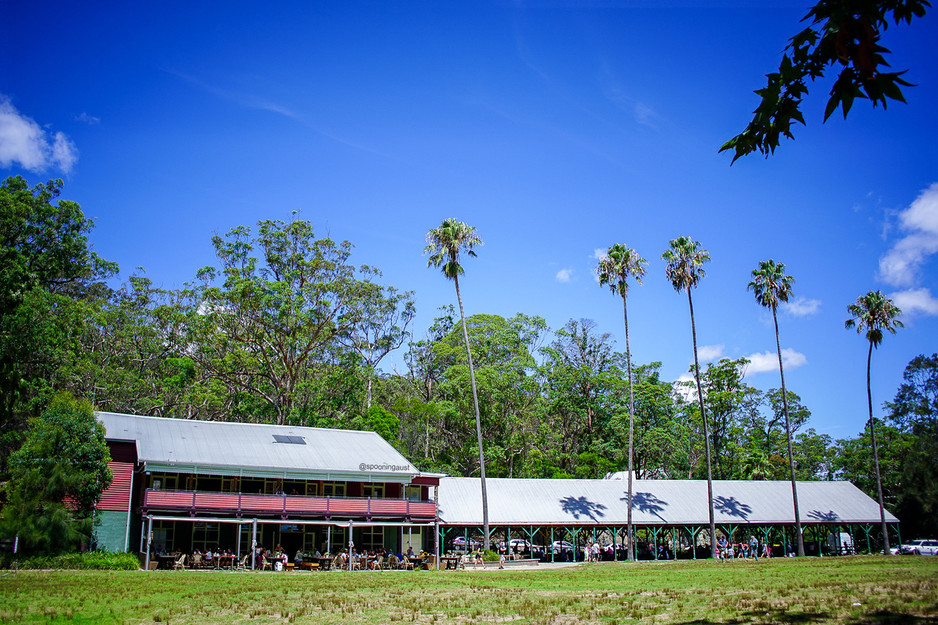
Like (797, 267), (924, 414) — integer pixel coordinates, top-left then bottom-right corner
(143, 489), (436, 520)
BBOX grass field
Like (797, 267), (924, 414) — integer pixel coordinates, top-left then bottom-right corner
(2, 556), (937, 624)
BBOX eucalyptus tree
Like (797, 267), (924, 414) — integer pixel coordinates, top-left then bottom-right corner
(597, 243), (646, 560)
(184, 218), (375, 425)
(748, 259), (805, 556)
(341, 282), (416, 409)
(846, 290), (904, 554)
(662, 236), (717, 558)
(424, 218), (490, 549)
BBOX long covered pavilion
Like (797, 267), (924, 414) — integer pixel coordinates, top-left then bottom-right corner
(436, 476), (900, 559)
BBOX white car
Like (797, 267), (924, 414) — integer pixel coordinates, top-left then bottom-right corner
(899, 539), (938, 555)
(551, 540), (574, 553)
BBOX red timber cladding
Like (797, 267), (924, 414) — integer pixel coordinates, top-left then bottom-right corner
(239, 495), (276, 511)
(193, 492), (239, 511)
(408, 502), (436, 518)
(330, 499), (368, 514)
(285, 497), (329, 514)
(147, 490), (196, 508)
(97, 441), (137, 512)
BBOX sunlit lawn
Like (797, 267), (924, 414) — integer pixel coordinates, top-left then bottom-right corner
(2, 556), (937, 624)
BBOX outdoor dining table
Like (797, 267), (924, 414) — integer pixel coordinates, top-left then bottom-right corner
(157, 555), (178, 570)
(216, 555), (234, 569)
(314, 557), (332, 571)
(439, 555), (461, 570)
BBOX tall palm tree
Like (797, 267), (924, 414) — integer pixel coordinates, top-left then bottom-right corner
(662, 236), (717, 558)
(597, 243), (646, 562)
(424, 218), (490, 549)
(846, 290), (903, 555)
(748, 259), (805, 556)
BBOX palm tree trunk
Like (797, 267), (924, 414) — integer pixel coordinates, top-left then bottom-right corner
(867, 339), (891, 554)
(773, 306), (804, 557)
(621, 291), (635, 561)
(688, 290), (717, 559)
(454, 274), (490, 550)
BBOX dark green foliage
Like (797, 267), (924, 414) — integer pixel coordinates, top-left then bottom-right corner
(1, 394), (112, 555)
(0, 551), (140, 570)
(721, 0), (931, 162)
(0, 176), (117, 466)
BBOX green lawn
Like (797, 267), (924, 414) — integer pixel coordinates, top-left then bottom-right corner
(2, 556), (937, 624)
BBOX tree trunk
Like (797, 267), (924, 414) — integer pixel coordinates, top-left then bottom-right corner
(454, 274), (489, 550)
(622, 290), (635, 561)
(867, 339), (891, 554)
(688, 290), (717, 559)
(774, 306), (805, 557)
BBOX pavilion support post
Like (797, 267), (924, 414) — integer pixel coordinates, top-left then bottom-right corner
(348, 521), (354, 572)
(434, 519), (441, 570)
(860, 524), (873, 554)
(139, 519), (146, 556)
(251, 519), (257, 570)
(145, 515), (153, 571)
(548, 525), (554, 562)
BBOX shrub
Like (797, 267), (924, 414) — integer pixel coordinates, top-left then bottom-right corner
(0, 550), (139, 570)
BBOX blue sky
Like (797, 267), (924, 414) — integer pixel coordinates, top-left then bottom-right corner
(2, 1), (936, 441)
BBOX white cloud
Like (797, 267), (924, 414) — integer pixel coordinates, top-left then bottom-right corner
(592, 248), (606, 261)
(0, 95), (77, 173)
(743, 348), (808, 376)
(75, 112), (100, 125)
(634, 102), (658, 129)
(555, 268), (573, 283)
(878, 183), (938, 287)
(889, 288), (938, 317)
(696, 344), (724, 362)
(781, 296), (821, 317)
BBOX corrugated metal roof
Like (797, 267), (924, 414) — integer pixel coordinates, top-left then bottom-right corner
(437, 477), (897, 526)
(97, 412), (418, 483)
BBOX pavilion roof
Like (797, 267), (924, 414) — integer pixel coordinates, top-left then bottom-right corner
(437, 477), (897, 526)
(97, 411), (419, 483)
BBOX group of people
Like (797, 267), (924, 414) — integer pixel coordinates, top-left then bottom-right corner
(334, 546), (427, 570)
(717, 535), (772, 562)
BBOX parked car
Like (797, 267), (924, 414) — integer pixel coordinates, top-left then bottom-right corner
(898, 539), (938, 555)
(450, 536), (481, 550)
(508, 538), (531, 549)
(551, 540), (574, 553)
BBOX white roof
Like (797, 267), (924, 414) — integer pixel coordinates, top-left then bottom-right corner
(97, 411), (418, 483)
(437, 477), (897, 526)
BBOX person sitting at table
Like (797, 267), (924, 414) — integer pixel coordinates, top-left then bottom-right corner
(294, 549), (304, 566)
(406, 546), (415, 559)
(204, 548), (214, 566)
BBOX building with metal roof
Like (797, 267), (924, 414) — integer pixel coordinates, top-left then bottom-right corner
(92, 412), (899, 567)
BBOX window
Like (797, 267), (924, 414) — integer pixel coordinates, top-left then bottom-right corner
(363, 483), (384, 498)
(272, 435), (306, 445)
(150, 474), (178, 491)
(322, 481), (346, 497)
(404, 485), (422, 502)
(361, 526), (384, 551)
(193, 522), (220, 552)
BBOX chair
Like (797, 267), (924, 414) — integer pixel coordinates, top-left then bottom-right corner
(235, 554), (249, 570)
(190, 554), (202, 569)
(387, 554), (401, 570)
(173, 554), (186, 570)
(261, 556), (272, 571)
(401, 555), (414, 571)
